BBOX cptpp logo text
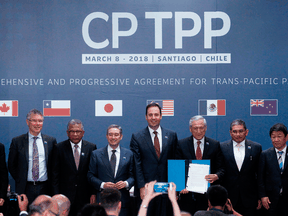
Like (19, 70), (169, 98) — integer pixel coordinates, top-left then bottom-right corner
(82, 11), (231, 49)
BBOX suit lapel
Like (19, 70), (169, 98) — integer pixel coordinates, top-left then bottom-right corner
(284, 150), (288, 171)
(226, 140), (239, 171)
(240, 140), (251, 172)
(188, 136), (196, 159)
(271, 148), (282, 173)
(66, 140), (78, 170)
(24, 133), (29, 164)
(41, 134), (49, 166)
(202, 137), (210, 159)
(78, 140), (87, 170)
(143, 127), (158, 160)
(160, 128), (168, 160)
(101, 147), (114, 178)
(116, 147), (125, 178)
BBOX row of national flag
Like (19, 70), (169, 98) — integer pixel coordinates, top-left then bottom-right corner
(0, 99), (278, 117)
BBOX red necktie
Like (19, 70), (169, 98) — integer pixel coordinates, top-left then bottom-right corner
(153, 131), (160, 158)
(196, 140), (202, 160)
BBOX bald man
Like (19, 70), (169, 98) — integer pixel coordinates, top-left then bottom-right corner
(52, 194), (70, 216)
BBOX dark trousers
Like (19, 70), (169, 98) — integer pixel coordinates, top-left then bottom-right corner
(233, 195), (257, 216)
(25, 181), (49, 204)
(178, 192), (207, 215)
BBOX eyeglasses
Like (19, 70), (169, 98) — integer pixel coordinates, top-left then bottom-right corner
(192, 127), (206, 131)
(68, 130), (83, 134)
(231, 130), (246, 134)
(29, 119), (44, 124)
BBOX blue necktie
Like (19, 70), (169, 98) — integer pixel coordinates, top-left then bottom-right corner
(278, 151), (283, 172)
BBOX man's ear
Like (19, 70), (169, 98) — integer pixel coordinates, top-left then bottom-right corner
(118, 201), (122, 211)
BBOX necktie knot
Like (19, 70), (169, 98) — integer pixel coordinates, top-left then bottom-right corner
(33, 137), (38, 141)
(278, 151), (283, 156)
(153, 131), (158, 136)
(112, 150), (116, 154)
(74, 144), (78, 149)
(197, 140), (201, 146)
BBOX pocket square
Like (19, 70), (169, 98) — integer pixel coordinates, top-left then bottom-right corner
(165, 136), (168, 139)
(123, 157), (126, 160)
(44, 141), (47, 144)
(248, 146), (251, 149)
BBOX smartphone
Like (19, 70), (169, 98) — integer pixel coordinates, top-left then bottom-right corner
(154, 182), (170, 193)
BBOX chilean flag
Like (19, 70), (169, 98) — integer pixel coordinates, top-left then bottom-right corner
(43, 100), (70, 117)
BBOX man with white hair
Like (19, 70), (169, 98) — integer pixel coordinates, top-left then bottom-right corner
(176, 115), (225, 215)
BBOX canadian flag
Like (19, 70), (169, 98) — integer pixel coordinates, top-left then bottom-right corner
(95, 100), (122, 116)
(0, 101), (18, 117)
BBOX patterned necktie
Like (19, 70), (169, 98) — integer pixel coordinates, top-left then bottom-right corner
(196, 140), (202, 160)
(110, 150), (116, 176)
(278, 151), (283, 173)
(32, 137), (39, 181)
(153, 131), (160, 158)
(74, 144), (80, 169)
(235, 143), (243, 170)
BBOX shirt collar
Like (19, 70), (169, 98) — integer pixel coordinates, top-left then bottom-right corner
(28, 132), (41, 139)
(232, 140), (245, 147)
(108, 144), (120, 152)
(70, 139), (82, 148)
(193, 137), (204, 145)
(275, 145), (287, 154)
(148, 126), (162, 136)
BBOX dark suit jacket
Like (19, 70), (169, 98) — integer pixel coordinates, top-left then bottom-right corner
(8, 133), (56, 195)
(0, 143), (8, 199)
(130, 126), (178, 189)
(258, 147), (288, 210)
(220, 139), (262, 208)
(52, 139), (96, 205)
(87, 146), (134, 208)
(176, 136), (225, 182)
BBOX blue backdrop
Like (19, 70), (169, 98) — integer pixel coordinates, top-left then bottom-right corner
(1, 0), (287, 160)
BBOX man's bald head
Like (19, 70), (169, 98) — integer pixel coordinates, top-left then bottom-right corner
(29, 195), (59, 216)
(52, 194), (70, 216)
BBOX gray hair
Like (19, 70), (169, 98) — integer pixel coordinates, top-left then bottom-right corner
(67, 119), (84, 130)
(189, 115), (207, 127)
(106, 124), (122, 135)
(230, 119), (247, 130)
(29, 200), (53, 216)
(26, 109), (43, 120)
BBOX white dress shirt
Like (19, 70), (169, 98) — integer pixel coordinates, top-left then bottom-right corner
(148, 126), (162, 153)
(233, 140), (245, 171)
(27, 132), (48, 182)
(193, 137), (205, 155)
(275, 145), (287, 166)
(70, 140), (82, 157)
(100, 145), (128, 189)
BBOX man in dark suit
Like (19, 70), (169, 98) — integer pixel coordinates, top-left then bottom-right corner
(0, 142), (8, 211)
(130, 103), (178, 216)
(88, 124), (134, 216)
(176, 115), (225, 215)
(52, 119), (97, 216)
(258, 123), (288, 216)
(220, 119), (262, 216)
(8, 109), (56, 204)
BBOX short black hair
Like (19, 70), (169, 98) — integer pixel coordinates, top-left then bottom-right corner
(230, 119), (247, 130)
(100, 188), (121, 211)
(269, 123), (288, 137)
(207, 185), (228, 207)
(78, 204), (107, 216)
(146, 103), (162, 115)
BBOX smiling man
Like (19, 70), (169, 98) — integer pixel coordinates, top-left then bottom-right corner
(130, 103), (178, 216)
(88, 124), (134, 216)
(221, 119), (262, 216)
(52, 119), (96, 216)
(258, 123), (288, 215)
(8, 109), (57, 204)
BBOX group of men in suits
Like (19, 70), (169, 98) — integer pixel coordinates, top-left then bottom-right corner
(3, 106), (288, 216)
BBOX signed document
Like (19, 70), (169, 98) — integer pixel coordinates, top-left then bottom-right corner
(186, 163), (210, 194)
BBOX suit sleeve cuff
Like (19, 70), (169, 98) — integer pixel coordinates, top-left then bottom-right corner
(100, 182), (105, 189)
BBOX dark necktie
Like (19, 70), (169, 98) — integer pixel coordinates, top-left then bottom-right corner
(32, 137), (39, 181)
(153, 131), (160, 158)
(74, 144), (80, 169)
(110, 150), (116, 176)
(196, 140), (202, 160)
